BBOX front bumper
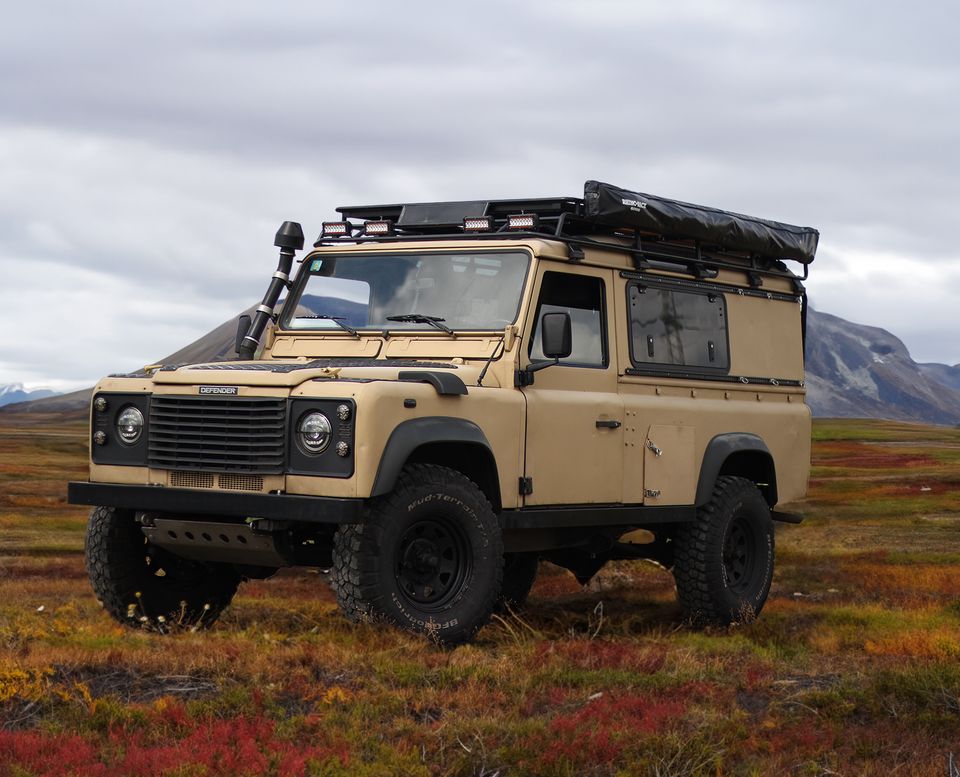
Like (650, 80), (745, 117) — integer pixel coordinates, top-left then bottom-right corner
(67, 482), (363, 524)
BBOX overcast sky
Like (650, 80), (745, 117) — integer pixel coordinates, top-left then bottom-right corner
(2, 0), (959, 390)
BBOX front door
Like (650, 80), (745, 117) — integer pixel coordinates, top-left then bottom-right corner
(521, 266), (623, 506)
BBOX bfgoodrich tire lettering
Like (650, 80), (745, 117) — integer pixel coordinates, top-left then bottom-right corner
(673, 476), (774, 625)
(331, 464), (503, 645)
(85, 506), (240, 629)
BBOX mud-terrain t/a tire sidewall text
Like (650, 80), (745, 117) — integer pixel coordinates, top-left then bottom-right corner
(85, 506), (240, 628)
(673, 476), (774, 625)
(331, 464), (503, 645)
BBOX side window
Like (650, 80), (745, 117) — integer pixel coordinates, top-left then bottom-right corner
(628, 283), (729, 371)
(529, 272), (606, 368)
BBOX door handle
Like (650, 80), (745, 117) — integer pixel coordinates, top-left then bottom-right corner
(596, 419), (621, 429)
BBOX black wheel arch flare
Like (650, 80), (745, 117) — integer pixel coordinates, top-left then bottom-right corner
(696, 433), (778, 508)
(371, 417), (501, 511)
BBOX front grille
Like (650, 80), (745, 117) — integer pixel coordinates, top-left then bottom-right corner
(149, 397), (286, 474)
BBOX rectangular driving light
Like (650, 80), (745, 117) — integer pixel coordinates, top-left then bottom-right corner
(507, 213), (539, 231)
(321, 221), (351, 238)
(363, 220), (394, 236)
(462, 216), (493, 232)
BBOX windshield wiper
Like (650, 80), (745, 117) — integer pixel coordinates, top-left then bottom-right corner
(298, 315), (359, 338)
(385, 314), (454, 334)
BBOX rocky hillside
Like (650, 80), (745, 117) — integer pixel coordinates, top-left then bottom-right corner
(918, 362), (960, 392)
(805, 309), (960, 424)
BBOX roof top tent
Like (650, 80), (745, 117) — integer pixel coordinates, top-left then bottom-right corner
(319, 180), (819, 284)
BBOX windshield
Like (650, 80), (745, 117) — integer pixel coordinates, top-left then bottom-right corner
(283, 251), (530, 332)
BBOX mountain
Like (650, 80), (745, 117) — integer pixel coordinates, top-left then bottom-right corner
(0, 307), (253, 415)
(4, 303), (960, 425)
(805, 309), (960, 424)
(1, 387), (95, 415)
(155, 304), (253, 366)
(0, 384), (57, 408)
(918, 362), (960, 392)
(0, 298), (350, 415)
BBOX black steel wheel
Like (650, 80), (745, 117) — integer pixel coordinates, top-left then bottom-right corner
(85, 506), (240, 630)
(673, 476), (774, 625)
(723, 516), (758, 594)
(395, 518), (471, 610)
(331, 464), (503, 645)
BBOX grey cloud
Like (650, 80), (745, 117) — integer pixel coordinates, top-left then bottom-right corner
(1, 0), (959, 386)
(0, 269), (252, 394)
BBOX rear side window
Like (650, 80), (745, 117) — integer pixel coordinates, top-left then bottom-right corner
(628, 283), (729, 371)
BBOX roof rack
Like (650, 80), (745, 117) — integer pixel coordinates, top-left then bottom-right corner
(315, 181), (818, 284)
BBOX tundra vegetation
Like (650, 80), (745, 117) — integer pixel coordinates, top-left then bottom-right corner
(1, 413), (960, 776)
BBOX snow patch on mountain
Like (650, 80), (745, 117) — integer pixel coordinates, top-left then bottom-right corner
(0, 384), (57, 407)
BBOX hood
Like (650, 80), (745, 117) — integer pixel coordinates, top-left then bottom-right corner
(148, 358), (492, 389)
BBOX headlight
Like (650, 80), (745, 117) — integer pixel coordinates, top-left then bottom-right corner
(298, 412), (332, 454)
(116, 406), (144, 444)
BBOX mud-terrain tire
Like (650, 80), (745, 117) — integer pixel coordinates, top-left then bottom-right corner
(496, 553), (539, 611)
(85, 506), (240, 629)
(673, 476), (774, 626)
(331, 464), (503, 645)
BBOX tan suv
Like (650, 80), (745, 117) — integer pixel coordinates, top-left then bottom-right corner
(69, 180), (818, 644)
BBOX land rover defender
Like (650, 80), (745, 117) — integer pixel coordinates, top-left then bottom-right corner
(68, 180), (818, 644)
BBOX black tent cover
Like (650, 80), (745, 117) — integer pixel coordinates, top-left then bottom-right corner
(583, 181), (819, 265)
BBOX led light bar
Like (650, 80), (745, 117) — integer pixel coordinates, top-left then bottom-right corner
(363, 220), (394, 236)
(507, 213), (539, 230)
(462, 216), (493, 232)
(321, 221), (351, 238)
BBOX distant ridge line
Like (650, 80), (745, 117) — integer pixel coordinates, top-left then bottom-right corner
(3, 306), (959, 425)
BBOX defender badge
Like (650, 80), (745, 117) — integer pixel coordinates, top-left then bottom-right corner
(199, 386), (239, 395)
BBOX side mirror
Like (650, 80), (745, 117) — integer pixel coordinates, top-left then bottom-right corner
(540, 311), (572, 360)
(235, 314), (252, 355)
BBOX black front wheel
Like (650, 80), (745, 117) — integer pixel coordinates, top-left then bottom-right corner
(331, 464), (503, 645)
(673, 477), (774, 625)
(85, 506), (240, 629)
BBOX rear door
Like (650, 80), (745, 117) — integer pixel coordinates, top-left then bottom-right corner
(521, 266), (623, 506)
(617, 278), (731, 505)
